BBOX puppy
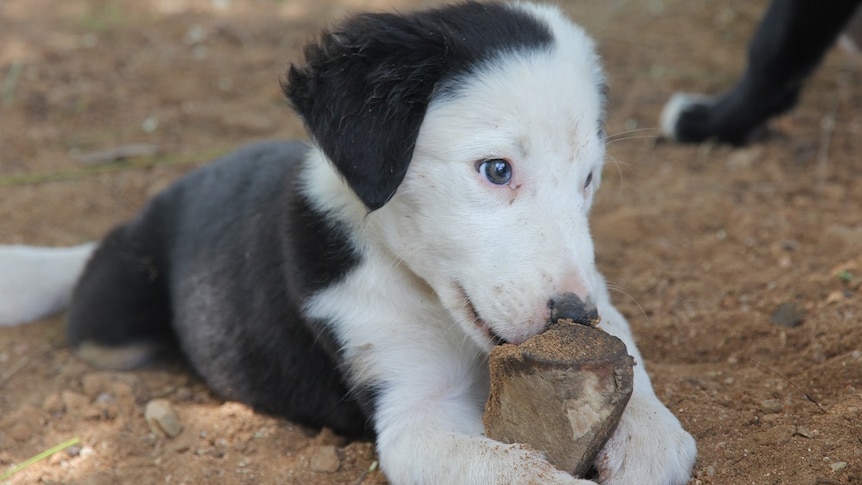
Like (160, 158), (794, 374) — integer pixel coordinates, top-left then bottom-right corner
(0, 3), (696, 483)
(662, 0), (862, 145)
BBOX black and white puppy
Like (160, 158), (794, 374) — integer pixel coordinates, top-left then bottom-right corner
(0, 3), (696, 483)
(662, 0), (862, 145)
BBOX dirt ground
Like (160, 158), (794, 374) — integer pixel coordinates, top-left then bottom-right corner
(1, 0), (860, 483)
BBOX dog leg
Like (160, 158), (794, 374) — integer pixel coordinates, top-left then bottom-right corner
(379, 430), (596, 484)
(661, 0), (862, 145)
(337, 310), (594, 484)
(66, 224), (173, 370)
(373, 379), (598, 484)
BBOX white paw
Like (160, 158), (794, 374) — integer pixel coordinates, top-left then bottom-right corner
(594, 394), (697, 485)
(378, 433), (597, 485)
(658, 92), (711, 140)
(497, 443), (597, 485)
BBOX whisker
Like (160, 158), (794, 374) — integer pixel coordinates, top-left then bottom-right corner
(602, 154), (628, 198)
(604, 127), (658, 142)
(605, 133), (659, 146)
(605, 282), (649, 323)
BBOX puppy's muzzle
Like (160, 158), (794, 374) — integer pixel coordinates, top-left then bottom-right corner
(549, 292), (599, 326)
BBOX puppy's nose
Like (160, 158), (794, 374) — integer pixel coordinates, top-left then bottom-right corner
(548, 292), (599, 326)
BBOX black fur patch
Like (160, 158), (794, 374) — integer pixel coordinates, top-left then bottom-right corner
(68, 141), (374, 438)
(284, 1), (553, 210)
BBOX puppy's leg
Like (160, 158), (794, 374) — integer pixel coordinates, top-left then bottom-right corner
(590, 282), (696, 484)
(67, 224), (173, 370)
(379, 428), (595, 485)
(363, 342), (596, 484)
(661, 0), (862, 145)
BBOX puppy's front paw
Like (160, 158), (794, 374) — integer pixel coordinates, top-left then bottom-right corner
(500, 443), (597, 485)
(594, 395), (696, 485)
(379, 435), (597, 485)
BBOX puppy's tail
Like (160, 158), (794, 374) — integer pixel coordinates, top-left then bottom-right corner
(0, 243), (97, 326)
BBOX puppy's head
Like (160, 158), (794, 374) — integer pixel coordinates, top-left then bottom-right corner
(287, 2), (607, 350)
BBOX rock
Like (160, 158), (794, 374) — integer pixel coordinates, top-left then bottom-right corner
(484, 321), (634, 478)
(145, 399), (183, 438)
(830, 461), (848, 472)
(760, 399), (783, 414)
(793, 426), (815, 438)
(308, 445), (341, 473)
(95, 392), (119, 420)
(770, 302), (805, 327)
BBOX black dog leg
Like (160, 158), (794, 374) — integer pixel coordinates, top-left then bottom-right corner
(662, 0), (862, 145)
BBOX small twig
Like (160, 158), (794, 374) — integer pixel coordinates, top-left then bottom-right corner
(0, 437), (81, 480)
(730, 450), (749, 465)
(0, 356), (30, 388)
(815, 89), (839, 195)
(0, 148), (226, 187)
(815, 478), (843, 485)
(750, 358), (825, 412)
(350, 460), (378, 485)
(72, 143), (160, 165)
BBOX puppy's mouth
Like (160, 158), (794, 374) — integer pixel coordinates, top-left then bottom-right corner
(457, 284), (506, 346)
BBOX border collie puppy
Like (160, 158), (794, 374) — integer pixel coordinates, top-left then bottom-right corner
(0, 3), (696, 483)
(661, 0), (862, 145)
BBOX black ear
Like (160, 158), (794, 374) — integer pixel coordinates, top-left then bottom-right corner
(283, 12), (450, 210)
(283, 3), (553, 210)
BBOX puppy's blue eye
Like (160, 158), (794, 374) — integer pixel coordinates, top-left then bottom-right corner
(478, 159), (512, 185)
(584, 171), (593, 189)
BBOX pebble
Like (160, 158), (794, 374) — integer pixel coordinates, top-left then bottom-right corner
(830, 461), (848, 472)
(760, 399), (783, 414)
(771, 302), (805, 327)
(145, 399), (183, 438)
(794, 426), (815, 438)
(95, 392), (119, 419)
(308, 445), (341, 473)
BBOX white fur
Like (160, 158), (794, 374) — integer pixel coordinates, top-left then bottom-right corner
(302, 5), (696, 484)
(839, 7), (862, 56)
(0, 243), (96, 326)
(659, 92), (711, 141)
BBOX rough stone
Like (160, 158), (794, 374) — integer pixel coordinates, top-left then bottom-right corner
(770, 301), (805, 328)
(484, 320), (634, 478)
(145, 399), (183, 438)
